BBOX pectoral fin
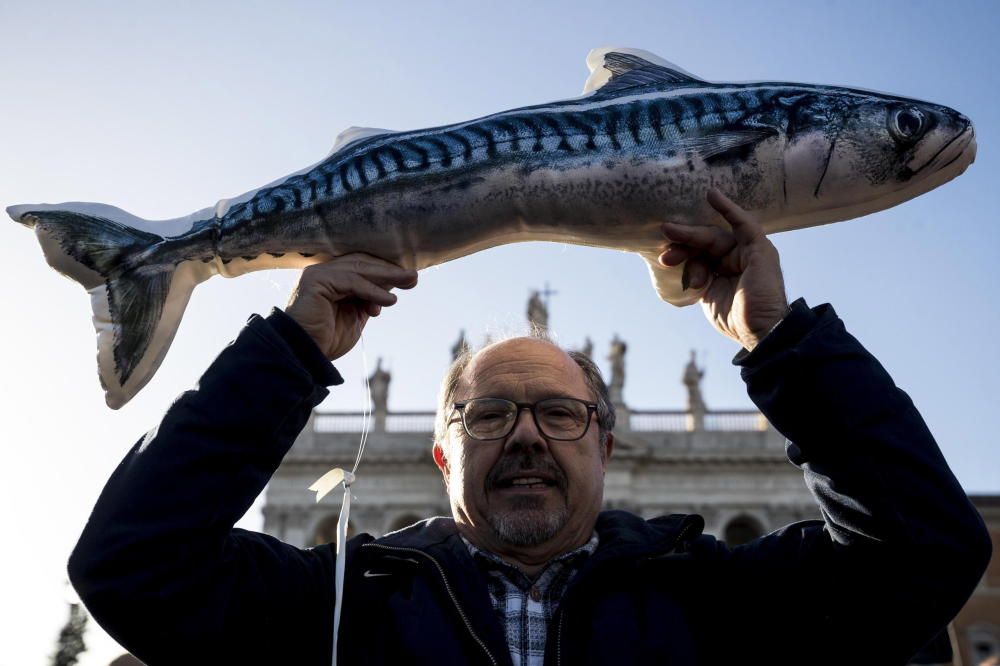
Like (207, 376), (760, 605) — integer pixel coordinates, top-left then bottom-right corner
(678, 127), (779, 162)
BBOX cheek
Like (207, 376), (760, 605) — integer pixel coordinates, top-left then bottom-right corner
(451, 445), (495, 495)
(557, 446), (606, 493)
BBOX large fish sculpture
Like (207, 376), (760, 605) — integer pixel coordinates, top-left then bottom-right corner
(8, 48), (976, 409)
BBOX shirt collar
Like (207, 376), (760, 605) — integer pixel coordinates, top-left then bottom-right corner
(461, 531), (599, 582)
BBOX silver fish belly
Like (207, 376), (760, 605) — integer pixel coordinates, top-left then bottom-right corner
(206, 85), (785, 271)
(7, 47), (976, 408)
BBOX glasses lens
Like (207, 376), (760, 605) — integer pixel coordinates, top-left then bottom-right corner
(536, 398), (590, 439)
(462, 399), (517, 439)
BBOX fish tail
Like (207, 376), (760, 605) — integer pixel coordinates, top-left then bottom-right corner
(8, 203), (208, 408)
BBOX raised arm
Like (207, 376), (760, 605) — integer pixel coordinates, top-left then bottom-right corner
(660, 191), (991, 663)
(68, 254), (417, 664)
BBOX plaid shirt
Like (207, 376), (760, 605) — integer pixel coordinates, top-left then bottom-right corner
(462, 533), (599, 666)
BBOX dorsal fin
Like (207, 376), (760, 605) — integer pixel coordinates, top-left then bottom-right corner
(328, 126), (397, 156)
(583, 47), (705, 94)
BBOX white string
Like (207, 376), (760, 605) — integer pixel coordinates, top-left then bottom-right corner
(353, 324), (372, 476)
(331, 467), (353, 666)
(328, 320), (372, 666)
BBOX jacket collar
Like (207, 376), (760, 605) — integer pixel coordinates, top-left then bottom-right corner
(364, 516), (511, 666)
(370, 510), (705, 566)
(363, 511), (704, 666)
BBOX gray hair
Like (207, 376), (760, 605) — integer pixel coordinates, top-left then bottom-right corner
(434, 330), (616, 448)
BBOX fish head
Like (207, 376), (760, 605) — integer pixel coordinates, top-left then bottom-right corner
(778, 88), (976, 229)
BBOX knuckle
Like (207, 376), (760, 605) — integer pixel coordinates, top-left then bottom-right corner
(709, 229), (733, 252)
(298, 269), (321, 287)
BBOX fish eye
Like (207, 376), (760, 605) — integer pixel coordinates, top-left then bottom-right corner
(889, 107), (926, 143)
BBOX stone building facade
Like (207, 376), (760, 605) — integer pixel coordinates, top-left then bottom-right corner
(953, 496), (1000, 666)
(263, 292), (816, 549)
(263, 398), (809, 548)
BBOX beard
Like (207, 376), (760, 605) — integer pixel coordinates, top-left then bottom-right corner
(484, 452), (570, 547)
(487, 498), (569, 546)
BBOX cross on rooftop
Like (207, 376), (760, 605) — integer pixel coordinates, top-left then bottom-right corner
(539, 281), (558, 307)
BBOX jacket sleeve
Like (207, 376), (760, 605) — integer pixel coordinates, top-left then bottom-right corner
(67, 309), (344, 665)
(706, 298), (991, 663)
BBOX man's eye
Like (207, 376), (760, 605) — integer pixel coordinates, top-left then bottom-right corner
(472, 411), (507, 422)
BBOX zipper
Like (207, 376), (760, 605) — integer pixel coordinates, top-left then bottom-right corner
(556, 607), (566, 666)
(669, 520), (697, 555)
(554, 519), (698, 666)
(362, 543), (498, 666)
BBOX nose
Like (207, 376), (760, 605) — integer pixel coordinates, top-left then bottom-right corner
(503, 405), (548, 453)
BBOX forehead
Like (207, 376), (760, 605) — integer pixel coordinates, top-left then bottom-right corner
(457, 338), (591, 401)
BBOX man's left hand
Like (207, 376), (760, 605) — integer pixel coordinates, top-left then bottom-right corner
(658, 189), (788, 351)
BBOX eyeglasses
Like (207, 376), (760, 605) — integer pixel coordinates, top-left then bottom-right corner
(452, 397), (597, 441)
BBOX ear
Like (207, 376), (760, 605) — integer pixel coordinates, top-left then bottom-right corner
(602, 432), (615, 467)
(433, 441), (450, 487)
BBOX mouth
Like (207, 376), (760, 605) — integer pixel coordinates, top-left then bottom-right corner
(492, 474), (560, 493)
(937, 126), (976, 172)
(908, 124), (976, 178)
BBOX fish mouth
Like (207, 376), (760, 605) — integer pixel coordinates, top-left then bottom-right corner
(907, 124), (976, 179)
(939, 125), (976, 172)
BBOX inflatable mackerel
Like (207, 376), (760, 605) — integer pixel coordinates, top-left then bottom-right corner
(8, 48), (977, 408)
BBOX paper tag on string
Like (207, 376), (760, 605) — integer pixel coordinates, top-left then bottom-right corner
(306, 322), (370, 666)
(309, 468), (355, 503)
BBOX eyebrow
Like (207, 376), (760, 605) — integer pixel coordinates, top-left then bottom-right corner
(457, 392), (594, 403)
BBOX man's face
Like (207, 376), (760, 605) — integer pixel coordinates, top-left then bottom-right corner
(433, 338), (613, 553)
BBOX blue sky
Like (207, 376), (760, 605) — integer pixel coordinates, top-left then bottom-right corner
(1, 1), (998, 663)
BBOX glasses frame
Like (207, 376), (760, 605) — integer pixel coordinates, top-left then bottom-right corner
(452, 397), (598, 441)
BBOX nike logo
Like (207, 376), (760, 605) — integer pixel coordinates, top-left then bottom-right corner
(363, 570), (393, 578)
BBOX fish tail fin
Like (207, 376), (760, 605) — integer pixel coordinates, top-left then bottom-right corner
(639, 252), (703, 307)
(8, 203), (209, 408)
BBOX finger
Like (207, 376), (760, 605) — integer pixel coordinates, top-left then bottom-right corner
(706, 189), (764, 246)
(658, 244), (691, 267)
(374, 270), (419, 291)
(329, 274), (399, 307)
(662, 222), (736, 258)
(684, 257), (712, 291)
(365, 302), (383, 317)
(715, 247), (745, 277)
(377, 267), (419, 290)
(308, 254), (419, 289)
(346, 258), (419, 289)
(347, 253), (420, 287)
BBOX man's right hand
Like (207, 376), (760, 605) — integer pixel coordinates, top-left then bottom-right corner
(285, 254), (418, 360)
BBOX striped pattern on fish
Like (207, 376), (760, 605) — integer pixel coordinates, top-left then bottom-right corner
(7, 47), (977, 408)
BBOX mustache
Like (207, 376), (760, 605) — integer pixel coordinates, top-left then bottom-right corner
(486, 453), (568, 491)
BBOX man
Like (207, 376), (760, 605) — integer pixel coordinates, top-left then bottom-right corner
(68, 191), (990, 665)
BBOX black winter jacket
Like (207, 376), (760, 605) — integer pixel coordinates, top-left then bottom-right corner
(67, 299), (992, 665)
